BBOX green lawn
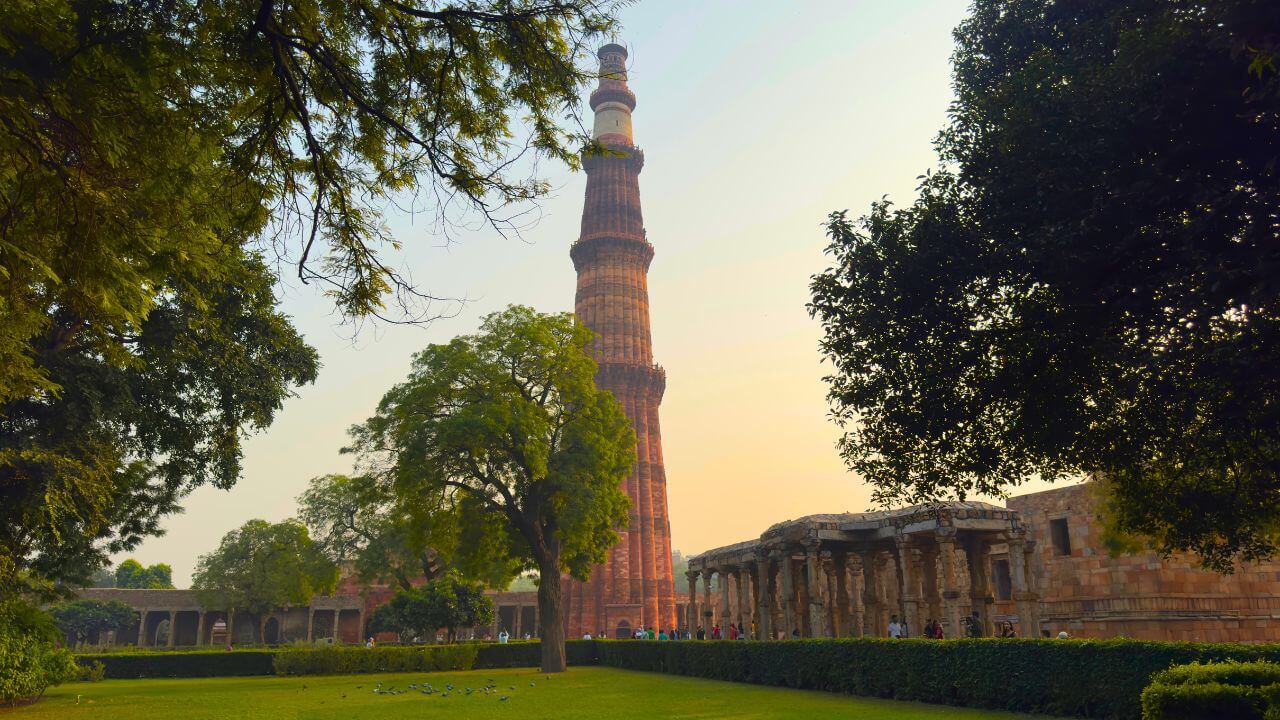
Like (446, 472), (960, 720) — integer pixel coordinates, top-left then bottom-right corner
(7, 667), (1048, 719)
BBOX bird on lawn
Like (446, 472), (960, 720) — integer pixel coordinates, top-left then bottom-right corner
(499, 696), (509, 702)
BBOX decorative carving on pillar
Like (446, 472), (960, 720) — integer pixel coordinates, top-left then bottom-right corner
(775, 549), (797, 638)
(754, 550), (774, 641)
(803, 540), (828, 637)
(686, 570), (700, 632)
(936, 529), (964, 638)
(858, 550), (880, 637)
(895, 535), (922, 638)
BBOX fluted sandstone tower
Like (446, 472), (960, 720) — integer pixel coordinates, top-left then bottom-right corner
(565, 43), (676, 638)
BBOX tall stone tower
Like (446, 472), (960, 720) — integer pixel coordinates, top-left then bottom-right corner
(565, 43), (676, 638)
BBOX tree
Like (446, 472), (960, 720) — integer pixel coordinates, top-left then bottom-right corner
(368, 572), (494, 643)
(298, 473), (519, 594)
(48, 599), (136, 646)
(192, 519), (338, 642)
(809, 0), (1280, 571)
(348, 305), (634, 671)
(0, 251), (318, 599)
(113, 560), (174, 590)
(2, 0), (621, 403)
(87, 568), (115, 589)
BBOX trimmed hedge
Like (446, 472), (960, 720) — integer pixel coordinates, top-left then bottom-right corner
(274, 645), (478, 675)
(593, 638), (1280, 720)
(77, 641), (600, 679)
(1140, 661), (1280, 720)
(75, 649), (278, 678)
(474, 640), (598, 669)
(75, 638), (1280, 719)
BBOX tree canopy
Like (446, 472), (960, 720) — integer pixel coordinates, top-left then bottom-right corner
(348, 305), (634, 671)
(113, 560), (174, 590)
(298, 473), (517, 592)
(368, 572), (494, 643)
(1, 0), (620, 601)
(48, 599), (136, 645)
(809, 0), (1280, 571)
(192, 519), (338, 640)
(0, 251), (318, 599)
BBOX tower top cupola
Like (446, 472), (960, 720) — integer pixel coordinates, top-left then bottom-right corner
(590, 43), (636, 144)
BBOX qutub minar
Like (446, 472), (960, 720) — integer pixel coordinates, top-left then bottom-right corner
(563, 43), (677, 638)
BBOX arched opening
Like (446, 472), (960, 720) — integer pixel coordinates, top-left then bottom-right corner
(263, 616), (281, 644)
(154, 619), (171, 647)
(614, 620), (631, 639)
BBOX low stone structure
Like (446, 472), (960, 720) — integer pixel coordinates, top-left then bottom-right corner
(687, 502), (1038, 639)
(76, 588), (365, 646)
(691, 484), (1280, 642)
(1001, 484), (1280, 642)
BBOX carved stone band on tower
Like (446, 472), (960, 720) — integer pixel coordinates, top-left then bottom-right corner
(563, 43), (677, 639)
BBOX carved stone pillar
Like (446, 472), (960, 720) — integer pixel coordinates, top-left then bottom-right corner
(831, 551), (850, 637)
(858, 550), (880, 636)
(686, 570), (699, 632)
(736, 567), (750, 635)
(966, 537), (995, 637)
(1009, 534), (1040, 637)
(755, 551), (774, 641)
(937, 530), (964, 638)
(167, 610), (177, 647)
(803, 540), (828, 637)
(702, 567), (713, 632)
(896, 536), (922, 638)
(306, 608), (315, 643)
(921, 546), (942, 630)
(719, 569), (732, 635)
(777, 549), (796, 638)
(196, 611), (207, 647)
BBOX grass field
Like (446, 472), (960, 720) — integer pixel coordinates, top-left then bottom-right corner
(7, 666), (1048, 719)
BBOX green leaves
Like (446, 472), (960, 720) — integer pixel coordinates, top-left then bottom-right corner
(192, 519), (338, 620)
(113, 559), (174, 589)
(349, 304), (633, 578)
(369, 572), (495, 641)
(811, 0), (1280, 569)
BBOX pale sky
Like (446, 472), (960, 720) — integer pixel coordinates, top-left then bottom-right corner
(120, 0), (1059, 587)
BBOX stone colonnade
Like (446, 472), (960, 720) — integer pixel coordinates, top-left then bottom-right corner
(77, 589), (365, 647)
(687, 503), (1041, 639)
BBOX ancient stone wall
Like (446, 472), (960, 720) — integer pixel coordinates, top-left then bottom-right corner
(1006, 484), (1280, 642)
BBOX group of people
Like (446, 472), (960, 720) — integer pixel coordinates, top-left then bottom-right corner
(577, 623), (758, 641)
(888, 612), (1020, 639)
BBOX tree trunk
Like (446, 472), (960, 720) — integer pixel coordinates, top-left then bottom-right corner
(537, 555), (566, 673)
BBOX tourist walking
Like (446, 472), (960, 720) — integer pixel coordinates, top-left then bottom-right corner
(728, 623), (738, 640)
(888, 615), (903, 639)
(711, 623), (721, 640)
(999, 621), (1016, 638)
(696, 626), (705, 640)
(498, 630), (509, 644)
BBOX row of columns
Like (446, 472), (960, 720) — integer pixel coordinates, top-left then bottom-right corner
(688, 532), (1041, 640)
(134, 607), (364, 646)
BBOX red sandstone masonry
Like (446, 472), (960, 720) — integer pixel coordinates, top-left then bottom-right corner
(563, 44), (677, 638)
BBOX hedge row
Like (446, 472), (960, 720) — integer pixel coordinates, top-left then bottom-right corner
(592, 638), (1280, 720)
(75, 648), (279, 678)
(77, 641), (599, 679)
(1140, 661), (1280, 720)
(76, 638), (1280, 719)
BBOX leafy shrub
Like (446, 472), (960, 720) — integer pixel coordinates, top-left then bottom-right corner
(1139, 681), (1269, 720)
(0, 600), (78, 706)
(78, 660), (106, 682)
(76, 649), (278, 678)
(1139, 661), (1280, 720)
(594, 638), (1280, 720)
(1149, 660), (1280, 689)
